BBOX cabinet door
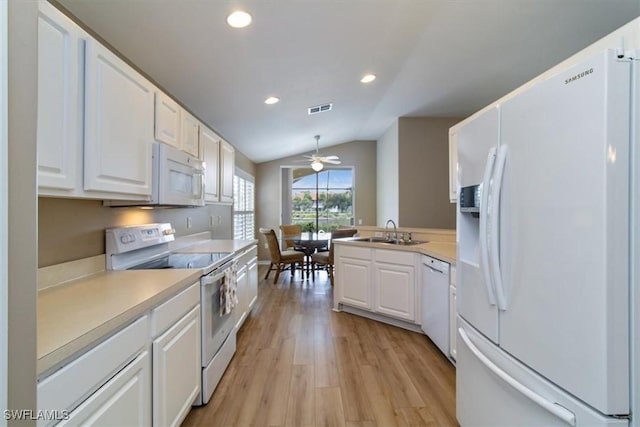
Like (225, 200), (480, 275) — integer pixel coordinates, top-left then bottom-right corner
(220, 140), (235, 203)
(84, 38), (153, 197)
(449, 130), (458, 203)
(201, 126), (220, 202)
(37, 2), (83, 193)
(181, 110), (200, 157)
(153, 305), (201, 427)
(247, 256), (258, 311)
(336, 257), (373, 310)
(154, 91), (181, 148)
(374, 262), (415, 321)
(59, 350), (151, 427)
(235, 265), (248, 329)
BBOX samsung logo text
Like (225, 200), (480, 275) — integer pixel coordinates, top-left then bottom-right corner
(565, 68), (594, 84)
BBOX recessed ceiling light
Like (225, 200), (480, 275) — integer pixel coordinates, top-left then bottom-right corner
(360, 74), (376, 83)
(227, 10), (252, 28)
(264, 96), (279, 105)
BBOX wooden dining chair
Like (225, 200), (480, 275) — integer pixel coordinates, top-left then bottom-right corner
(279, 224), (303, 250)
(259, 228), (305, 284)
(311, 228), (358, 285)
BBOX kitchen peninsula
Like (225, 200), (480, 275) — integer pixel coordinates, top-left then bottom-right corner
(332, 226), (457, 361)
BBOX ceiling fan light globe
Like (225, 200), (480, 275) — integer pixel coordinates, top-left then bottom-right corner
(311, 160), (324, 172)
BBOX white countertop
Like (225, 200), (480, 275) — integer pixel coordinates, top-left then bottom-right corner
(333, 239), (456, 265)
(38, 269), (201, 375)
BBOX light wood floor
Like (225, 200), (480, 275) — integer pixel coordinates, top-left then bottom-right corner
(182, 266), (457, 427)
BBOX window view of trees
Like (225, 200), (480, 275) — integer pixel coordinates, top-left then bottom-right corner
(291, 168), (353, 232)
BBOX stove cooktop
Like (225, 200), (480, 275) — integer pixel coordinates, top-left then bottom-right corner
(128, 252), (231, 271)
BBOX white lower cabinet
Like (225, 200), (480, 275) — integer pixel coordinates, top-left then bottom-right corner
(38, 282), (201, 427)
(152, 305), (201, 427)
(59, 350), (151, 427)
(335, 245), (420, 323)
(235, 245), (258, 330)
(335, 246), (373, 310)
(374, 260), (415, 321)
(38, 316), (150, 427)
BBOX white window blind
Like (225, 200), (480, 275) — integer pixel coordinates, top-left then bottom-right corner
(234, 169), (255, 240)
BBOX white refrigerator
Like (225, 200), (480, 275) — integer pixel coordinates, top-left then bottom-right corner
(456, 49), (636, 426)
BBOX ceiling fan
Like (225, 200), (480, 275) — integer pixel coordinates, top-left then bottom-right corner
(300, 135), (341, 171)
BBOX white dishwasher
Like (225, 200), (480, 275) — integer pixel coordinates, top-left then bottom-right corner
(421, 255), (450, 357)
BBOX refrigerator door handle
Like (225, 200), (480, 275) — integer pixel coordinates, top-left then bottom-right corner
(479, 147), (497, 305)
(458, 328), (577, 426)
(490, 145), (508, 310)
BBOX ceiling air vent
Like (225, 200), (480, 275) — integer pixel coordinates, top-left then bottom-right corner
(308, 103), (332, 115)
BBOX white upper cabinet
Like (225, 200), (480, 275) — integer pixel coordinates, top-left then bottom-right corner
(84, 38), (154, 198)
(201, 125), (220, 203)
(220, 139), (235, 203)
(37, 2), (84, 194)
(154, 91), (181, 149)
(449, 129), (458, 203)
(180, 110), (200, 158)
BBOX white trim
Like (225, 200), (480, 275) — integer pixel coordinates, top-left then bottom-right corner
(0, 0), (8, 422)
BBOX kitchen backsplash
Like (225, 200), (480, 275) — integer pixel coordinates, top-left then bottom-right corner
(38, 197), (232, 267)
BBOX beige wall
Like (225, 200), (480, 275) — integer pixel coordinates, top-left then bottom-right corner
(398, 117), (460, 229)
(8, 0), (38, 419)
(234, 148), (256, 177)
(255, 140), (376, 260)
(38, 198), (233, 267)
(376, 120), (399, 225)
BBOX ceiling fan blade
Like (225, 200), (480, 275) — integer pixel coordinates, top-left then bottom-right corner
(322, 155), (340, 160)
(322, 159), (341, 164)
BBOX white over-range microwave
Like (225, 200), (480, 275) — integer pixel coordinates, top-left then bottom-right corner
(105, 142), (205, 207)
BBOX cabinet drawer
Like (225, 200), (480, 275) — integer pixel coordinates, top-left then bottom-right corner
(336, 245), (372, 260)
(38, 315), (149, 421)
(375, 249), (417, 266)
(237, 245), (257, 266)
(58, 350), (151, 426)
(151, 282), (200, 337)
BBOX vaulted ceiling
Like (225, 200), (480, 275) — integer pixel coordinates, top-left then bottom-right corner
(56, 0), (640, 163)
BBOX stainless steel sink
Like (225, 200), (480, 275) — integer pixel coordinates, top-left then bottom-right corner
(349, 237), (426, 246)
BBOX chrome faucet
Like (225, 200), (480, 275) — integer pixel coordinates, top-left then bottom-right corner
(384, 219), (398, 242)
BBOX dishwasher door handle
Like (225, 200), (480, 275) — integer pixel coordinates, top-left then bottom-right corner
(423, 263), (444, 275)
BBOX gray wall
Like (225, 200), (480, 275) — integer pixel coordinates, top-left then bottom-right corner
(255, 140), (376, 260)
(38, 199), (233, 267)
(398, 117), (460, 229)
(8, 0), (38, 419)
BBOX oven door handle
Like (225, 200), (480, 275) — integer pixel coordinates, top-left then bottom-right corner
(202, 271), (226, 286)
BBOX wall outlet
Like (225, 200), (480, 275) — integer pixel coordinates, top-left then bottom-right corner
(358, 218), (363, 225)
(374, 231), (383, 237)
(187, 217), (192, 229)
(264, 243), (269, 249)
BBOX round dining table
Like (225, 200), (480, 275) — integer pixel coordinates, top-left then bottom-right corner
(292, 232), (330, 277)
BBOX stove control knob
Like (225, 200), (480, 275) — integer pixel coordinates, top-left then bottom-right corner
(120, 234), (135, 244)
(163, 228), (175, 236)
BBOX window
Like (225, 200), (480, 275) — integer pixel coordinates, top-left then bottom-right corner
(289, 167), (353, 232)
(233, 169), (254, 240)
